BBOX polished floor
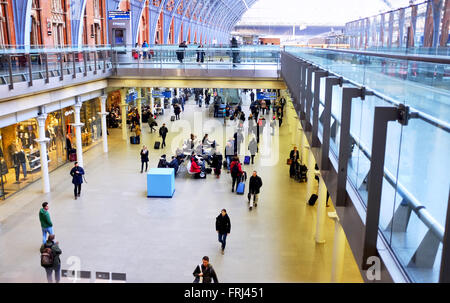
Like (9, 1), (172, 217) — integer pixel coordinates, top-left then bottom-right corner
(0, 92), (363, 283)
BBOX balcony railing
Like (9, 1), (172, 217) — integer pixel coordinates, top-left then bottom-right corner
(0, 44), (282, 89)
(281, 47), (450, 283)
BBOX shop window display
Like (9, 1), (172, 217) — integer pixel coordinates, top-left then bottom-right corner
(0, 111), (68, 200)
(0, 120), (44, 198)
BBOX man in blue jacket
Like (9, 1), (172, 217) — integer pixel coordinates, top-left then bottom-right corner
(70, 162), (85, 200)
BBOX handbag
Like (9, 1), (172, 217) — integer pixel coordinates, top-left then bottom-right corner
(193, 264), (203, 283)
(287, 159), (292, 165)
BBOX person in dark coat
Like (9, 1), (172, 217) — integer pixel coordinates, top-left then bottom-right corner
(250, 90), (255, 102)
(140, 145), (149, 173)
(289, 147), (300, 178)
(230, 37), (239, 67)
(70, 162), (85, 200)
(174, 105), (181, 120)
(248, 171), (263, 210)
(159, 123), (169, 148)
(211, 151), (223, 178)
(40, 234), (62, 283)
(65, 134), (72, 160)
(215, 209), (231, 254)
(193, 256), (219, 283)
(177, 41), (187, 63)
(196, 44), (205, 63)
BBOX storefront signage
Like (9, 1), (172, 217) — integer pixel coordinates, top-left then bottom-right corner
(152, 91), (171, 99)
(65, 110), (74, 116)
(126, 92), (137, 103)
(257, 92), (277, 100)
(108, 11), (131, 20)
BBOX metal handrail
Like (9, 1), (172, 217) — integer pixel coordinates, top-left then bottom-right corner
(283, 51), (450, 133)
(301, 47), (450, 65)
(282, 51), (446, 243)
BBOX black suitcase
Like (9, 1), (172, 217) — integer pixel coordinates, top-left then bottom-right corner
(308, 194), (318, 206)
(154, 141), (161, 149)
(223, 160), (228, 169)
(171, 116), (176, 121)
(130, 136), (139, 144)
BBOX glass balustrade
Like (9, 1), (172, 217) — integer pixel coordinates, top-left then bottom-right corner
(283, 47), (450, 283)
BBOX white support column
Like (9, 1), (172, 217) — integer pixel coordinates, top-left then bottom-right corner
(36, 114), (50, 193)
(150, 88), (154, 114)
(137, 87), (142, 126)
(315, 172), (327, 244)
(99, 96), (109, 153)
(329, 212), (346, 283)
(71, 100), (84, 168)
(305, 145), (316, 200)
(120, 88), (128, 140)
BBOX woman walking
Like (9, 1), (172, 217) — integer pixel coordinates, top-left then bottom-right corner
(140, 145), (149, 173)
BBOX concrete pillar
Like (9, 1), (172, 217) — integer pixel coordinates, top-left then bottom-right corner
(329, 212), (346, 282)
(120, 88), (128, 140)
(72, 100), (84, 168)
(36, 114), (50, 193)
(99, 96), (109, 153)
(315, 173), (327, 244)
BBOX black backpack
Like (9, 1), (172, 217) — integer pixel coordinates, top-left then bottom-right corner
(41, 243), (54, 268)
(231, 163), (239, 174)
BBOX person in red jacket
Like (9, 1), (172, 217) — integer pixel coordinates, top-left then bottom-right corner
(190, 157), (201, 173)
(229, 156), (243, 192)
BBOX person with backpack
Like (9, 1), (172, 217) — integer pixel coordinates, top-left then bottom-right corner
(229, 157), (243, 192)
(70, 162), (85, 200)
(193, 256), (219, 283)
(248, 171), (263, 210)
(216, 209), (231, 254)
(39, 202), (54, 244)
(159, 123), (169, 148)
(40, 234), (62, 283)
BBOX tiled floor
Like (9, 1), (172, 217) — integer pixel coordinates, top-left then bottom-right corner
(0, 91), (363, 283)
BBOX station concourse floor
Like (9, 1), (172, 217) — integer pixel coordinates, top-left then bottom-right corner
(0, 93), (363, 283)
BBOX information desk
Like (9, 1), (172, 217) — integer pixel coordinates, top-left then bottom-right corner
(147, 168), (175, 198)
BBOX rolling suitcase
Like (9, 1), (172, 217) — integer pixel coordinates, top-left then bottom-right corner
(236, 181), (245, 195)
(154, 141), (161, 149)
(223, 160), (228, 169)
(308, 194), (318, 206)
(171, 116), (176, 122)
(69, 150), (77, 162)
(244, 156), (251, 165)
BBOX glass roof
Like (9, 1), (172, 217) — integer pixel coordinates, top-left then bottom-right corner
(237, 0), (413, 26)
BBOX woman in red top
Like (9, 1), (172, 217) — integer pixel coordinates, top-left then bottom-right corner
(190, 157), (201, 174)
(229, 157), (243, 192)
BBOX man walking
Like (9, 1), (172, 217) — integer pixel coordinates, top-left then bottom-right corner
(40, 234), (62, 283)
(215, 209), (231, 254)
(39, 202), (54, 244)
(70, 162), (85, 200)
(248, 171), (263, 210)
(159, 123), (169, 148)
(250, 90), (255, 102)
(193, 256), (219, 283)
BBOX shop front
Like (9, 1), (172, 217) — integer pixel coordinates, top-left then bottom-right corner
(0, 111), (68, 200)
(65, 98), (102, 152)
(0, 98), (103, 200)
